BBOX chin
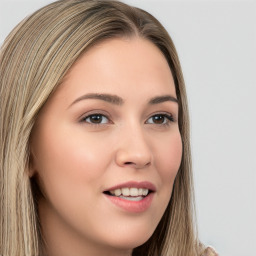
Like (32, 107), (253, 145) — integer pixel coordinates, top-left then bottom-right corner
(102, 226), (154, 250)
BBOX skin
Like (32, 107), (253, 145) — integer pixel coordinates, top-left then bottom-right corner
(30, 37), (182, 256)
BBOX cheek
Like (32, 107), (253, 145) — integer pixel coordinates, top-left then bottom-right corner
(154, 132), (182, 200)
(31, 126), (111, 202)
(156, 132), (182, 179)
(31, 129), (114, 234)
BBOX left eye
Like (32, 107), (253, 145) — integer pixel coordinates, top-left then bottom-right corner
(83, 114), (109, 124)
(146, 114), (174, 125)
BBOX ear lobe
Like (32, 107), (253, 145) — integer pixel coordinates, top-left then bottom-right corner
(28, 152), (37, 178)
(28, 163), (36, 178)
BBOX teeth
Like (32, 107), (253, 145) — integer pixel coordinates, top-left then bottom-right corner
(130, 188), (138, 196)
(121, 188), (130, 196)
(119, 196), (144, 201)
(114, 189), (121, 196)
(142, 189), (148, 196)
(110, 188), (149, 197)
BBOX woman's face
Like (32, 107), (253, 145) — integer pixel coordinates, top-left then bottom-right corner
(30, 37), (182, 256)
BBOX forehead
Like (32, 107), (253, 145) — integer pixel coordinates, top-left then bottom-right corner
(50, 37), (176, 106)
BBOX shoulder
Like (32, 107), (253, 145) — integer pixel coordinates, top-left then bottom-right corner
(201, 246), (218, 256)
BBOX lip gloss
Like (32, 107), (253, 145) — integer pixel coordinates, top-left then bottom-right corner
(104, 193), (154, 213)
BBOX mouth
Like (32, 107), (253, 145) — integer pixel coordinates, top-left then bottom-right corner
(103, 181), (155, 212)
(103, 187), (153, 201)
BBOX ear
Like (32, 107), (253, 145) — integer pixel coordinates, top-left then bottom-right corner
(28, 151), (37, 178)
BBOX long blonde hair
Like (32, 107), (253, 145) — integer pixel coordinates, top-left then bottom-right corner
(0, 0), (202, 255)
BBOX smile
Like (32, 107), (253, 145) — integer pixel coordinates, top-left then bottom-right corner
(105, 188), (150, 201)
(104, 181), (155, 212)
(110, 187), (149, 196)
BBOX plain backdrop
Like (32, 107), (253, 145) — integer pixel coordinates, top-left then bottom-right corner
(0, 0), (255, 255)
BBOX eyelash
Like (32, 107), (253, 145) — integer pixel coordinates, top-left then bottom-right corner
(80, 112), (175, 127)
(146, 113), (174, 126)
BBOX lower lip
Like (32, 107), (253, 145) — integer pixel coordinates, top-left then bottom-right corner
(104, 193), (154, 213)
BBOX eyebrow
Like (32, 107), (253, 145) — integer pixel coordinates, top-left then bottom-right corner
(149, 95), (178, 104)
(69, 93), (124, 107)
(69, 93), (178, 108)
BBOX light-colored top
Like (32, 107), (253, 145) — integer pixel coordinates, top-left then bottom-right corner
(203, 246), (218, 256)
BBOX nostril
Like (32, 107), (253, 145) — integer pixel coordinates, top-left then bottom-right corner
(124, 162), (133, 165)
(124, 161), (151, 168)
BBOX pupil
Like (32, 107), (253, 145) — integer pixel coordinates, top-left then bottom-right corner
(90, 115), (102, 123)
(153, 115), (164, 124)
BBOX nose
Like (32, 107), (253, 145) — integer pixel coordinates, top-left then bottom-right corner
(115, 126), (152, 169)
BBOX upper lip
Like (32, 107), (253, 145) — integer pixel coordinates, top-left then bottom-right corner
(104, 181), (156, 192)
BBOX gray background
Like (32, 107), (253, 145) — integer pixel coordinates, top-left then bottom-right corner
(0, 0), (255, 255)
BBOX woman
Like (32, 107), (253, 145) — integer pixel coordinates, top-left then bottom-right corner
(0, 0), (217, 255)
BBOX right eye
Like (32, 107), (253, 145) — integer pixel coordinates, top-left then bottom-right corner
(81, 114), (109, 124)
